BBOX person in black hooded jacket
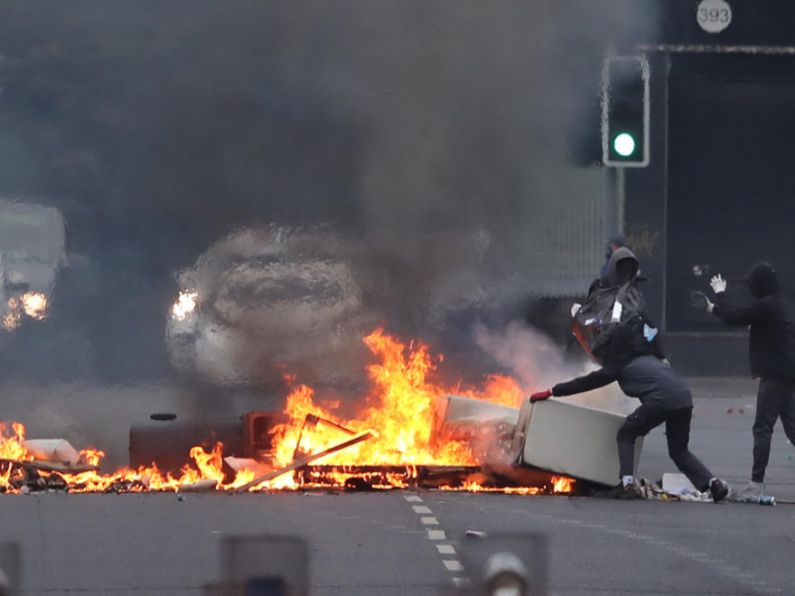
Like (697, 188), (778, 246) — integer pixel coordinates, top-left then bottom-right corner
(532, 316), (729, 502)
(582, 247), (664, 352)
(698, 262), (795, 498)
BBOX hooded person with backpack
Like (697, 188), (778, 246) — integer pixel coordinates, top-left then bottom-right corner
(533, 248), (730, 501)
(693, 262), (795, 498)
(578, 247), (664, 361)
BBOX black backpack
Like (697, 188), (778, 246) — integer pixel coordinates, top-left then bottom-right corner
(572, 281), (649, 360)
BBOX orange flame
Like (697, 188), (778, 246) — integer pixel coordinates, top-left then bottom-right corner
(457, 374), (526, 408)
(552, 476), (574, 494)
(0, 422), (30, 462)
(1, 328), (575, 495)
(269, 328), (475, 473)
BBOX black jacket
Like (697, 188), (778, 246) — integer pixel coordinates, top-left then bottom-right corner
(713, 262), (795, 382)
(552, 325), (690, 410)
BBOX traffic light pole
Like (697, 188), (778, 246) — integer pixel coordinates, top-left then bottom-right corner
(603, 166), (625, 240)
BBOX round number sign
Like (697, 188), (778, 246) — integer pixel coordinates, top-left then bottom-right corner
(697, 0), (732, 34)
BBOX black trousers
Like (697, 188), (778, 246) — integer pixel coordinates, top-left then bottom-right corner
(752, 379), (795, 483)
(616, 405), (713, 491)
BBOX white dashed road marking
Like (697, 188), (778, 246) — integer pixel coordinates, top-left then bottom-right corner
(404, 494), (467, 585)
(443, 560), (464, 572)
(436, 544), (456, 555)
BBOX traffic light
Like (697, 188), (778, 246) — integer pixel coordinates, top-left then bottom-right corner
(602, 55), (649, 167)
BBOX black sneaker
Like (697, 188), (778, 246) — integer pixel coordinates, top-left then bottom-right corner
(709, 478), (730, 503)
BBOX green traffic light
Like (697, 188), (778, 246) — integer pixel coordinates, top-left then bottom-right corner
(613, 132), (636, 157)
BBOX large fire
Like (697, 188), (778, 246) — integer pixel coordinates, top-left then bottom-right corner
(272, 329), (483, 470)
(0, 328), (573, 495)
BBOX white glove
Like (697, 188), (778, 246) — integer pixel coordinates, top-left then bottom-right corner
(570, 303), (582, 318)
(710, 274), (727, 294)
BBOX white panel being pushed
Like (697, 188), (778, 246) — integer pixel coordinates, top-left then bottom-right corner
(511, 397), (642, 486)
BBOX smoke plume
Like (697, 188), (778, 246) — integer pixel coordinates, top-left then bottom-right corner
(0, 0), (659, 448)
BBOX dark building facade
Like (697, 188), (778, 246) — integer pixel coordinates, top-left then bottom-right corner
(620, 1), (795, 374)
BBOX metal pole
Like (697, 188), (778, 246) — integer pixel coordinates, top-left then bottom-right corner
(603, 166), (624, 242)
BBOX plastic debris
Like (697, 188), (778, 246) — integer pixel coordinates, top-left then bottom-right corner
(22, 439), (81, 467)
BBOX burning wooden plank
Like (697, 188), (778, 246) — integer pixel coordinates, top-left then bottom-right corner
(0, 458), (97, 474)
(178, 479), (219, 493)
(236, 431), (375, 492)
(297, 464), (485, 490)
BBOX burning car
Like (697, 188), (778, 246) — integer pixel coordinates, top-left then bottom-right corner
(165, 224), (512, 394)
(166, 226), (378, 390)
(0, 200), (65, 334)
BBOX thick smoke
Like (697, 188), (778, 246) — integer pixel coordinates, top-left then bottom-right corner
(0, 2), (657, 457)
(474, 321), (636, 415)
(474, 322), (582, 391)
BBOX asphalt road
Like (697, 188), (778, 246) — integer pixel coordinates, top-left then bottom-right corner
(2, 381), (795, 595)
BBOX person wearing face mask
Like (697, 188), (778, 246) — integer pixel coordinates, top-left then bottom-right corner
(694, 262), (795, 499)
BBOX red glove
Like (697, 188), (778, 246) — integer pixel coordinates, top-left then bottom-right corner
(530, 389), (553, 403)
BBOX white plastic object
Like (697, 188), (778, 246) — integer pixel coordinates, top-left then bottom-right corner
(22, 439), (81, 467)
(661, 472), (699, 496)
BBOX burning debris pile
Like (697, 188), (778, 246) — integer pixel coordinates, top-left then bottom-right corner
(0, 328), (575, 495)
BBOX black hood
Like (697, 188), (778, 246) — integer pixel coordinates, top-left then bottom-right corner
(605, 247), (639, 287)
(744, 262), (780, 298)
